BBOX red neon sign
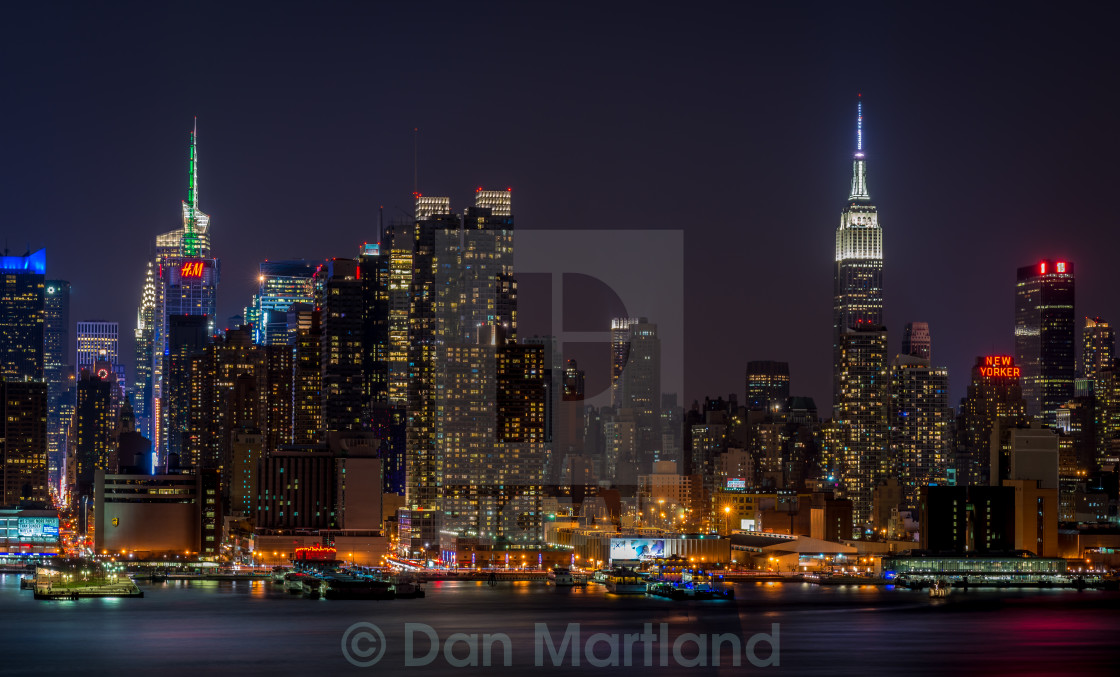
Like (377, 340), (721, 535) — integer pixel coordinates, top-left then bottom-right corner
(1056, 261), (1066, 273)
(979, 355), (1020, 378)
(1039, 262), (1046, 275)
(294, 545), (336, 561)
(180, 261), (205, 278)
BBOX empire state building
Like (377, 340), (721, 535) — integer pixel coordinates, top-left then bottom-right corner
(832, 96), (884, 407)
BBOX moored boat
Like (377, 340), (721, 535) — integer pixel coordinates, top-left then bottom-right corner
(604, 568), (647, 594)
(284, 572), (308, 594)
(548, 567), (575, 587)
(391, 574), (425, 599)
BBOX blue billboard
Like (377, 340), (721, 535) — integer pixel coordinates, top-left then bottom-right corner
(609, 538), (665, 561)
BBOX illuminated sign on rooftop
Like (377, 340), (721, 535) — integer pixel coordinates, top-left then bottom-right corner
(180, 261), (206, 278)
(979, 355), (1020, 378)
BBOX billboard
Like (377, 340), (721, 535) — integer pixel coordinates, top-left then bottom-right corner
(17, 517), (60, 542)
(609, 538), (665, 561)
(726, 478), (747, 490)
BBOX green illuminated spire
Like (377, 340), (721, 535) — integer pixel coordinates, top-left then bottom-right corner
(182, 117), (200, 257)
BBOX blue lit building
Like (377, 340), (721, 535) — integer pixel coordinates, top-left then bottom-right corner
(245, 260), (317, 345)
(0, 249), (46, 381)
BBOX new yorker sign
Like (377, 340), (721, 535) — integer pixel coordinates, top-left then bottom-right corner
(978, 355), (1020, 378)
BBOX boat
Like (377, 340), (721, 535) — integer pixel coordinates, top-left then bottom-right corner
(646, 570), (733, 600)
(929, 579), (950, 598)
(270, 567), (289, 584)
(391, 574), (425, 599)
(591, 569), (610, 584)
(548, 567), (575, 587)
(604, 568), (647, 594)
(284, 572), (308, 594)
(302, 578), (324, 599)
(323, 575), (394, 600)
(20, 575), (35, 590)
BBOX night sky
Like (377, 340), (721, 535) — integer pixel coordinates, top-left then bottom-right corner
(3, 2), (1117, 411)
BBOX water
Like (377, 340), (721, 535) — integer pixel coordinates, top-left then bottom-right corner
(2, 574), (1117, 676)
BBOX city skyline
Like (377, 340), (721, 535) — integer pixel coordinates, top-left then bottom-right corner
(3, 3), (1118, 415)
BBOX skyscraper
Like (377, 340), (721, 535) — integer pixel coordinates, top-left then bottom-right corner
(1081, 316), (1114, 385)
(620, 320), (661, 475)
(833, 97), (883, 408)
(0, 249), (46, 381)
(956, 355), (1028, 486)
(1, 380), (48, 506)
(837, 326), (888, 533)
(77, 322), (127, 402)
(44, 280), (70, 485)
(1015, 260), (1074, 420)
(134, 262), (155, 440)
(245, 260), (317, 346)
(317, 258), (364, 433)
(901, 322), (931, 360)
(889, 355), (951, 512)
(610, 318), (640, 409)
(746, 360), (790, 412)
(149, 120), (219, 462)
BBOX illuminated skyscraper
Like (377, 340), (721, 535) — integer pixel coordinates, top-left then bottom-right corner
(245, 260), (316, 346)
(1, 380), (48, 506)
(889, 355), (951, 511)
(149, 120), (220, 463)
(956, 355), (1029, 486)
(1081, 316), (1114, 385)
(610, 318), (640, 409)
(1015, 260), (1074, 420)
(837, 326), (888, 533)
(0, 249), (45, 381)
(833, 97), (883, 407)
(44, 280), (70, 484)
(77, 322), (126, 402)
(133, 263), (155, 439)
(316, 259), (364, 433)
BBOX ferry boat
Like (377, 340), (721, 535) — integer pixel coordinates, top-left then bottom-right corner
(646, 571), (733, 600)
(604, 568), (647, 594)
(591, 569), (610, 584)
(929, 579), (950, 598)
(548, 567), (575, 587)
(271, 567), (289, 584)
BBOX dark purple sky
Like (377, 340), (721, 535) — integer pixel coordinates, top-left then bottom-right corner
(3, 2), (1117, 411)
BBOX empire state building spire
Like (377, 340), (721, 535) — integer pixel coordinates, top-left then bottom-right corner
(848, 95), (870, 201)
(832, 94), (884, 407)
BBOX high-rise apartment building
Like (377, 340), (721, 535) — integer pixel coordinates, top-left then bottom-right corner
(1015, 260), (1074, 420)
(837, 326), (888, 533)
(833, 98), (883, 408)
(889, 355), (951, 511)
(901, 322), (931, 360)
(1, 249), (45, 381)
(316, 259), (364, 433)
(1081, 316), (1114, 386)
(746, 360), (790, 412)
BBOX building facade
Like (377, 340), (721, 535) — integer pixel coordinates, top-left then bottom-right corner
(1015, 259), (1074, 420)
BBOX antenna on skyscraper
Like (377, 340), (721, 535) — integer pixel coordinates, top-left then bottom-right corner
(857, 93), (863, 152)
(413, 127), (419, 194)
